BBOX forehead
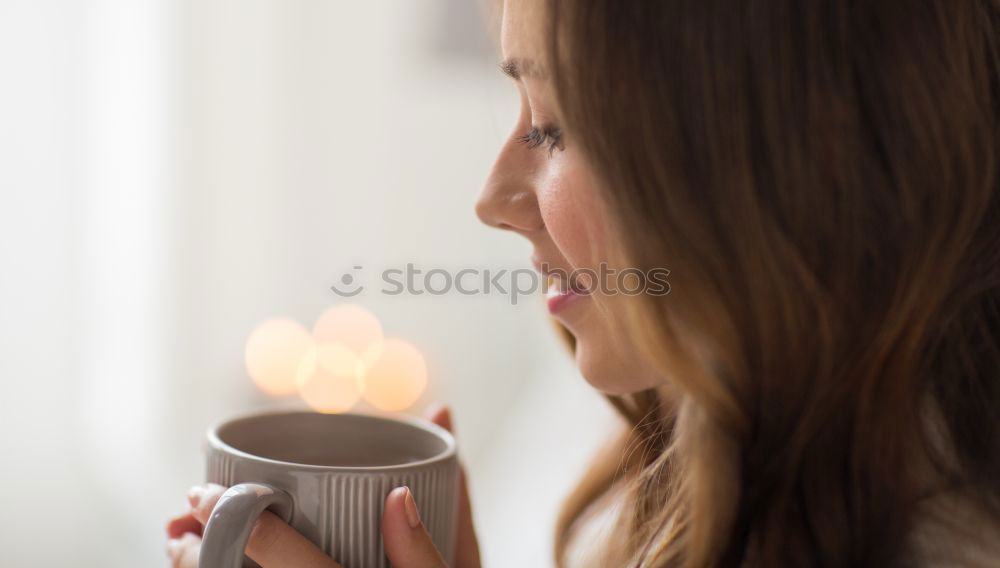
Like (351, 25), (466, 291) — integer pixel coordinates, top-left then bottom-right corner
(500, 0), (548, 60)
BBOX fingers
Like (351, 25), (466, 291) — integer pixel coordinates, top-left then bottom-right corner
(244, 510), (342, 567)
(165, 486), (223, 568)
(186, 483), (342, 568)
(165, 483), (225, 541)
(169, 405), (471, 568)
(382, 486), (448, 568)
(166, 532), (201, 568)
(166, 511), (203, 540)
(426, 404), (482, 568)
(188, 483), (228, 525)
(427, 403), (453, 431)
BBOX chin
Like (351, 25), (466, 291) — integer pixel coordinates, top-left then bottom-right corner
(573, 333), (657, 396)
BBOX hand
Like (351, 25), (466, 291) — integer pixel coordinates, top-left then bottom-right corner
(165, 405), (482, 568)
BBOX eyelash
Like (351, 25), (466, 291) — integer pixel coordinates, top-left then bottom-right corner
(516, 126), (565, 156)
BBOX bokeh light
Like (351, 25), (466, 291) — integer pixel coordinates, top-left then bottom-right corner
(312, 303), (383, 355)
(245, 318), (315, 396)
(362, 339), (428, 411)
(246, 304), (430, 413)
(295, 342), (366, 414)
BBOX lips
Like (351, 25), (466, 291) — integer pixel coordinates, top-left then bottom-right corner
(545, 274), (586, 314)
(533, 257), (589, 314)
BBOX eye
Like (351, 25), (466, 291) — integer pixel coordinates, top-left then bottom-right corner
(516, 126), (565, 156)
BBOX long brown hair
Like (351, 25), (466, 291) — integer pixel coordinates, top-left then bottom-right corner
(547, 1), (1000, 566)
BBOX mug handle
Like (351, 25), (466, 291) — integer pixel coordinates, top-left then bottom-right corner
(199, 482), (295, 568)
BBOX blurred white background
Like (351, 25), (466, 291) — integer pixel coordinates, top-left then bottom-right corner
(0, 1), (617, 566)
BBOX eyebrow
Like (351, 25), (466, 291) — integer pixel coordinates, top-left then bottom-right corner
(499, 57), (545, 81)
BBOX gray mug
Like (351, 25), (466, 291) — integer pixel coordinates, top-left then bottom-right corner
(199, 410), (459, 568)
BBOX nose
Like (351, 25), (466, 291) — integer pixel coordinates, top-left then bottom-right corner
(475, 139), (545, 233)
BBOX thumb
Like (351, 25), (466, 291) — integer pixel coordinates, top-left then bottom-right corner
(382, 486), (447, 568)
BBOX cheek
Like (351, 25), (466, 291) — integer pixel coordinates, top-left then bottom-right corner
(536, 154), (607, 267)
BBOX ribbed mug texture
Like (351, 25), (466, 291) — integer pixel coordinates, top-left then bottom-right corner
(205, 412), (459, 568)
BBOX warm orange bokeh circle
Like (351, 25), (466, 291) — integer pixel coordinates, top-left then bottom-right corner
(246, 304), (428, 413)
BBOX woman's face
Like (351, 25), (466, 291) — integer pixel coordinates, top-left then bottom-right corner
(476, 0), (662, 395)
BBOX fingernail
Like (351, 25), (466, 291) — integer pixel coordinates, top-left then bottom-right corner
(402, 486), (421, 529)
(187, 485), (206, 508)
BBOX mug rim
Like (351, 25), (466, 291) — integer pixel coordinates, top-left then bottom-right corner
(206, 409), (457, 472)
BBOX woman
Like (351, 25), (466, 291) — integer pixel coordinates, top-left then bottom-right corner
(167, 0), (1000, 566)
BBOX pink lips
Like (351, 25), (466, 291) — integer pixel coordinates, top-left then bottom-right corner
(533, 256), (588, 315)
(546, 286), (584, 314)
(545, 273), (589, 314)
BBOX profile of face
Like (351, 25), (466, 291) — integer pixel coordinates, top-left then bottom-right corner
(476, 0), (662, 395)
